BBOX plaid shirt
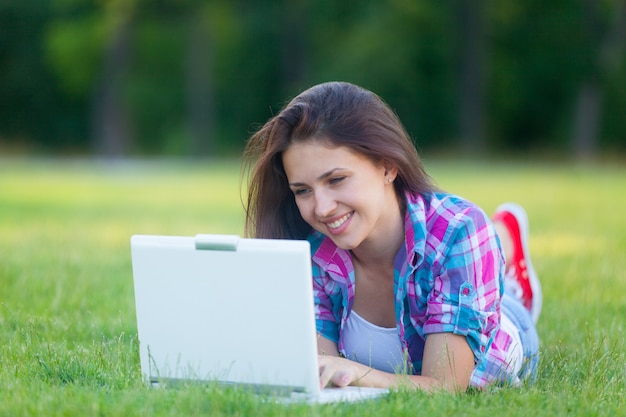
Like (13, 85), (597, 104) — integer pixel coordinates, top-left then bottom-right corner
(309, 191), (517, 388)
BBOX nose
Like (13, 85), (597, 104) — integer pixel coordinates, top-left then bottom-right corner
(313, 189), (337, 218)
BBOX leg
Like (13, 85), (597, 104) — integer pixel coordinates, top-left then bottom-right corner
(501, 292), (540, 383)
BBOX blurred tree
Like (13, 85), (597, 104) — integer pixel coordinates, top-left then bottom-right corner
(572, 0), (626, 159)
(2, 0), (625, 156)
(92, 0), (136, 157)
(312, 0), (457, 148)
(45, 0), (135, 156)
(185, 5), (214, 156)
(457, 0), (487, 154)
(0, 0), (87, 152)
(488, 0), (583, 152)
(279, 0), (310, 96)
(211, 1), (284, 151)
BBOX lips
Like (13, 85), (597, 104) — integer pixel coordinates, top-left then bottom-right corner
(326, 212), (353, 229)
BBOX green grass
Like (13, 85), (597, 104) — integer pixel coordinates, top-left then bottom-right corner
(1, 157), (625, 416)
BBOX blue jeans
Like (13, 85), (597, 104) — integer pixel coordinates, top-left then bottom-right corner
(501, 292), (540, 383)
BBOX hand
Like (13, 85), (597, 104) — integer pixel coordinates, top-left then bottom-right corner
(318, 354), (367, 388)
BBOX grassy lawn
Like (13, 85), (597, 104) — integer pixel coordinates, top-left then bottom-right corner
(1, 157), (624, 416)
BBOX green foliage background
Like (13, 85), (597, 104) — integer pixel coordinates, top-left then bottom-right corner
(1, 0), (625, 156)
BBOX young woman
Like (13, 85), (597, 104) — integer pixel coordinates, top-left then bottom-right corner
(242, 81), (541, 392)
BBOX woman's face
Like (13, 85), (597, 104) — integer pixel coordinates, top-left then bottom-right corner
(282, 140), (398, 251)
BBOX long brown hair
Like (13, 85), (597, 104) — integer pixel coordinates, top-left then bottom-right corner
(242, 81), (436, 239)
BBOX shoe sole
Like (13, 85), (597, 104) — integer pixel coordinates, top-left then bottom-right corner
(495, 203), (543, 324)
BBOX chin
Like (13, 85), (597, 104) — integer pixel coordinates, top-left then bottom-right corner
(329, 236), (360, 251)
(315, 226), (362, 250)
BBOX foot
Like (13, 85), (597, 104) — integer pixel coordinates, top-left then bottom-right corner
(493, 203), (542, 323)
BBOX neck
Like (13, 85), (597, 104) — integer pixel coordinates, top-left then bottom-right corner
(350, 201), (405, 271)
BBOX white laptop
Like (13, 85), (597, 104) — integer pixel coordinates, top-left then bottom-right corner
(130, 234), (389, 403)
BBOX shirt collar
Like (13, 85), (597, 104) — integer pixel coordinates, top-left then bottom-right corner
(403, 192), (428, 269)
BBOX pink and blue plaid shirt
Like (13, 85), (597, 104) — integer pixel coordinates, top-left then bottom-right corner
(309, 191), (517, 388)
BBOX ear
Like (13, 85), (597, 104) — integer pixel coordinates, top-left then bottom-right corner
(383, 163), (398, 181)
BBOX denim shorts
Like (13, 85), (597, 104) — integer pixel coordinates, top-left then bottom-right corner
(501, 292), (540, 383)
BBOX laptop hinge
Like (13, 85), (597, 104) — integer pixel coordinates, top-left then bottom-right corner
(195, 234), (240, 251)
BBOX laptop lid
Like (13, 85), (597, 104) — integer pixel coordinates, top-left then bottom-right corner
(130, 234), (320, 396)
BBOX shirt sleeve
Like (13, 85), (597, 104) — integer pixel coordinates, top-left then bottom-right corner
(423, 205), (504, 362)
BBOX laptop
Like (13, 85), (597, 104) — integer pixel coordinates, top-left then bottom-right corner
(130, 234), (389, 403)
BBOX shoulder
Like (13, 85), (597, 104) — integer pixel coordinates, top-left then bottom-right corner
(418, 192), (488, 221)
(407, 192), (493, 244)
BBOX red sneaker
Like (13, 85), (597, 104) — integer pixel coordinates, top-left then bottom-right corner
(493, 203), (542, 323)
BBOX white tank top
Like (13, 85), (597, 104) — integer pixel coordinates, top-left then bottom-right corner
(342, 310), (407, 374)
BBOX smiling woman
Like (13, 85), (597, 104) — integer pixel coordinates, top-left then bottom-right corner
(242, 81), (541, 393)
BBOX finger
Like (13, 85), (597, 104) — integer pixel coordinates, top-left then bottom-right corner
(319, 360), (333, 389)
(330, 370), (351, 387)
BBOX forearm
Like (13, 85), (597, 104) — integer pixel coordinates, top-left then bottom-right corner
(346, 361), (459, 393)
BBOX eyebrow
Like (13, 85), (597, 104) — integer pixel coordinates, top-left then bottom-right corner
(288, 168), (345, 187)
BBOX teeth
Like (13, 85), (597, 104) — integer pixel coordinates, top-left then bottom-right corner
(327, 213), (351, 229)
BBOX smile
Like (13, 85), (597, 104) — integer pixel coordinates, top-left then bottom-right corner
(326, 212), (353, 229)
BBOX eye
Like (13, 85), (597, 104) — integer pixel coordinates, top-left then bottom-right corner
(293, 188), (311, 197)
(329, 176), (346, 185)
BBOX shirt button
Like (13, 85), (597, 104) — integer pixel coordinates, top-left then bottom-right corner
(462, 287), (470, 295)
